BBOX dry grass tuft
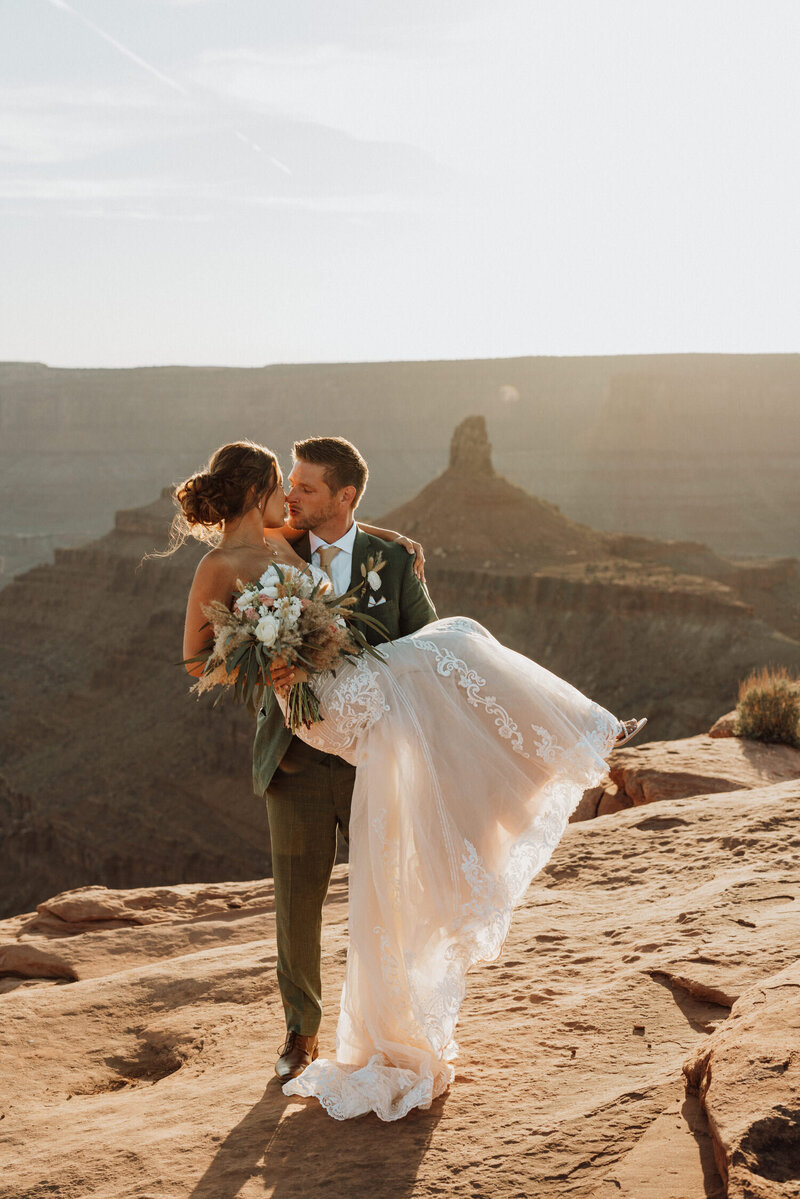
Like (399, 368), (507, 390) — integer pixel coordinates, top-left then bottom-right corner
(736, 666), (800, 748)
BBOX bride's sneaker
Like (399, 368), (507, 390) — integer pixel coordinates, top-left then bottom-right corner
(275, 1031), (319, 1082)
(615, 717), (647, 747)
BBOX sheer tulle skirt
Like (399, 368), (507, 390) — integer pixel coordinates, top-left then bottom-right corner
(280, 617), (620, 1120)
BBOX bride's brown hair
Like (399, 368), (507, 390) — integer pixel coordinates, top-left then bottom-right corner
(157, 440), (280, 555)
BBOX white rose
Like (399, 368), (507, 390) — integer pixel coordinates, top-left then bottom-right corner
(254, 613), (279, 646)
(367, 570), (382, 591)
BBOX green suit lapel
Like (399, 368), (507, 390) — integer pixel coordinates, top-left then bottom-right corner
(348, 526), (373, 613)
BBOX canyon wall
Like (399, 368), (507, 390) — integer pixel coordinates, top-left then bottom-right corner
(2, 488), (799, 917)
(0, 493), (261, 918)
(426, 565), (800, 739)
(2, 410), (800, 917)
(2, 353), (800, 587)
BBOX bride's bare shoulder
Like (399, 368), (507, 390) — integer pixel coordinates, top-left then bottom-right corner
(190, 546), (237, 585)
(194, 545), (228, 567)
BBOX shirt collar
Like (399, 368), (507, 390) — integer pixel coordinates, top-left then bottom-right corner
(309, 521), (359, 556)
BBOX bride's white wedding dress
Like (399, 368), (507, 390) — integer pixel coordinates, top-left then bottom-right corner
(277, 600), (621, 1122)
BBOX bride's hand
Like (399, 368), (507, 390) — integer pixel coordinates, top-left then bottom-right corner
(269, 658), (294, 694)
(356, 523), (427, 583)
(270, 659), (308, 695)
(396, 535), (425, 582)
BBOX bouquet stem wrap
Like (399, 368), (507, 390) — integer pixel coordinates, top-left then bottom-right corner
(284, 679), (322, 732)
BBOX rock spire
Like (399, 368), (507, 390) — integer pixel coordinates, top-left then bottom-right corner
(449, 415), (495, 476)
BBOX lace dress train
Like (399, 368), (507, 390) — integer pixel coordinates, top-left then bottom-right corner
(279, 616), (621, 1121)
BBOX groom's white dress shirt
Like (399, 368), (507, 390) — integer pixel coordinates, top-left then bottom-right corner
(310, 522), (358, 596)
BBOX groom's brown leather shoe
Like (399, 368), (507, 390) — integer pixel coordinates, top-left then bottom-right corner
(275, 1032), (319, 1082)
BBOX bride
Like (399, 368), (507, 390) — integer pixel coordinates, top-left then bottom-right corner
(180, 440), (646, 1122)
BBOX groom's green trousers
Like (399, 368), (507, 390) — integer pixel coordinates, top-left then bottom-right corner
(266, 735), (356, 1037)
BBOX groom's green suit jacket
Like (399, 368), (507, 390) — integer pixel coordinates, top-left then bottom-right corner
(252, 526), (438, 796)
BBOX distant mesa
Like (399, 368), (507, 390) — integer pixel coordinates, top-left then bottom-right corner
(381, 414), (607, 571)
(2, 354), (799, 588)
(383, 416), (800, 650)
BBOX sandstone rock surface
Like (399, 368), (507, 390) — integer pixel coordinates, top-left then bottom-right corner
(684, 960), (800, 1198)
(572, 733), (800, 821)
(2, 780), (798, 1197)
(609, 734), (800, 804)
(709, 710), (739, 738)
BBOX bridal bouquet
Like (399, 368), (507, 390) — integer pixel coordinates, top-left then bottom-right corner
(185, 563), (387, 731)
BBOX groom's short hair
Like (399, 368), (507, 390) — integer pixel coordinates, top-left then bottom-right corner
(293, 436), (369, 505)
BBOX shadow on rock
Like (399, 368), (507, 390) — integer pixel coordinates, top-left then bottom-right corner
(188, 1076), (445, 1199)
(680, 1094), (727, 1198)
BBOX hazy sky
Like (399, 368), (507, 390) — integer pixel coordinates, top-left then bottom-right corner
(1, 0), (798, 366)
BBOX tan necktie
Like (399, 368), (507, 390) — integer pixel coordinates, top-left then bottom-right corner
(317, 544), (342, 578)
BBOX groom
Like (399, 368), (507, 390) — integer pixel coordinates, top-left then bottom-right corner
(252, 435), (437, 1082)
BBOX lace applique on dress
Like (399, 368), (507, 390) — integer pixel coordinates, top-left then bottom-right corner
(283, 1052), (441, 1123)
(284, 655), (390, 760)
(536, 703), (620, 786)
(327, 658), (390, 738)
(411, 635), (530, 758)
(407, 945), (463, 1058)
(459, 839), (512, 957)
(530, 723), (563, 763)
(372, 809), (401, 910)
(374, 925), (404, 994)
(438, 616), (482, 635)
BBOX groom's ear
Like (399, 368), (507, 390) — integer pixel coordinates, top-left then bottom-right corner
(338, 484), (357, 509)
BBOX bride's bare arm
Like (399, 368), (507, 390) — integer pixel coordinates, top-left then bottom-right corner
(358, 523), (426, 582)
(183, 551), (293, 690)
(182, 553), (234, 677)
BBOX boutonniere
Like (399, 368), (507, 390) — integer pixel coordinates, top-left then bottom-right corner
(360, 551), (386, 596)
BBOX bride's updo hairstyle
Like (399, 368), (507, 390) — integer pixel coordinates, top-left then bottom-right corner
(166, 440), (280, 552)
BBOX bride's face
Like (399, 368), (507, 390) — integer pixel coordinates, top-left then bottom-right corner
(259, 472), (288, 529)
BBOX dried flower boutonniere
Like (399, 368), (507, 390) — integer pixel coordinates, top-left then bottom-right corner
(360, 550), (386, 597)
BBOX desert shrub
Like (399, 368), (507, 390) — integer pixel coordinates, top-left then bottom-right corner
(735, 666), (800, 748)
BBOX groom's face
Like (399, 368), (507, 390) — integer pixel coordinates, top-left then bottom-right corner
(286, 459), (341, 530)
